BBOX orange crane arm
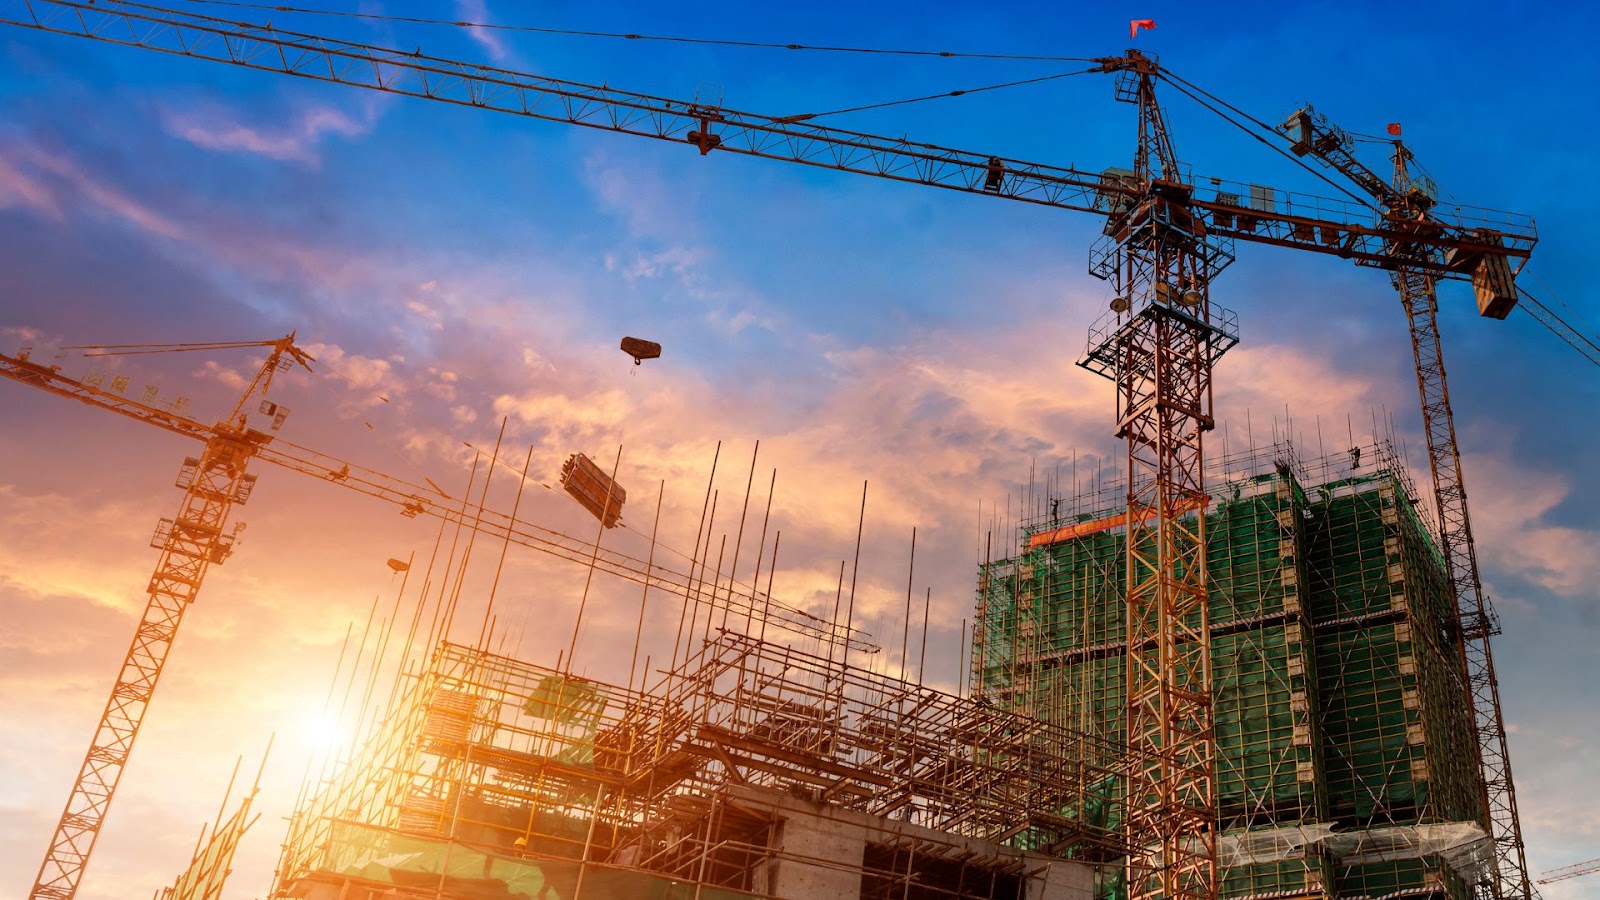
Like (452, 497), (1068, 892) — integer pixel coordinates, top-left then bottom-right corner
(0, 351), (216, 441)
(1540, 856), (1600, 885)
(0, 0), (1534, 280)
(0, 349), (863, 650)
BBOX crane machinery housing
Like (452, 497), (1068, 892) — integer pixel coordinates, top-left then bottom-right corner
(0, 3), (1563, 900)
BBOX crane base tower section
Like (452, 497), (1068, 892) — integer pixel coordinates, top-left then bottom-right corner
(974, 439), (1492, 900)
(274, 633), (1128, 900)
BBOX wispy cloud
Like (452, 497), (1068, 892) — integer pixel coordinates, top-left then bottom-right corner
(455, 0), (510, 62)
(0, 139), (188, 241)
(0, 151), (63, 220)
(0, 134), (403, 296)
(161, 101), (376, 166)
(0, 484), (155, 617)
(581, 150), (785, 338)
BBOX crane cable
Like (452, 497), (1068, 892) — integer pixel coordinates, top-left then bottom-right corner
(1155, 68), (1377, 210)
(1157, 71), (1600, 373)
(106, 0), (1099, 133)
(168, 0), (1099, 63)
(1517, 286), (1600, 370)
(784, 67), (1097, 123)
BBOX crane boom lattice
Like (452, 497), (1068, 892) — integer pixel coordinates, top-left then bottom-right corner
(23, 339), (298, 900)
(1538, 856), (1600, 885)
(1397, 266), (1531, 900)
(0, 1), (1533, 275)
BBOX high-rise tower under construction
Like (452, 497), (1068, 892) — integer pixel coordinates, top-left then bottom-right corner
(974, 439), (1492, 900)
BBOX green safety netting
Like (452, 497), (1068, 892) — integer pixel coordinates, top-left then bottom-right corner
(324, 822), (756, 900)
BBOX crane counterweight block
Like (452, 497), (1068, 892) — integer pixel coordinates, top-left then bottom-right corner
(1473, 252), (1517, 319)
(1446, 231), (1520, 320)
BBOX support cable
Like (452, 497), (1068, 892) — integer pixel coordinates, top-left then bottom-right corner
(169, 0), (1100, 62)
(1517, 288), (1600, 369)
(780, 68), (1096, 122)
(1526, 269), (1600, 342)
(1157, 71), (1375, 208)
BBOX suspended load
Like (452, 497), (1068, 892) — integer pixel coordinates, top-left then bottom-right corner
(620, 336), (661, 365)
(560, 453), (626, 528)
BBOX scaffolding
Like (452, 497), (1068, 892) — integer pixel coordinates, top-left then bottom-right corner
(275, 630), (1133, 900)
(974, 439), (1491, 900)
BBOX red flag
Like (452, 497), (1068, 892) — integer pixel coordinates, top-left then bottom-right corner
(1130, 18), (1156, 40)
(1386, 122), (1402, 136)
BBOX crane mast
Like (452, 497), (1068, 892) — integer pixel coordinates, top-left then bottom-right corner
(26, 335), (311, 900)
(1282, 104), (1534, 900)
(1390, 139), (1531, 900)
(1077, 54), (1233, 900)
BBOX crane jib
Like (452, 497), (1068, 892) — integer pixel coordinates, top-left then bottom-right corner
(0, 0), (1534, 283)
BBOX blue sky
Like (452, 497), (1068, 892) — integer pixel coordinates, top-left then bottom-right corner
(0, 1), (1597, 897)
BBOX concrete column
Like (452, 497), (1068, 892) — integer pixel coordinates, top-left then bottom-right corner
(766, 808), (866, 900)
(1031, 859), (1096, 900)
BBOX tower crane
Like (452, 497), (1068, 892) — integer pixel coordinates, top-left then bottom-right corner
(0, 3), (1556, 900)
(1538, 857), (1600, 885)
(1278, 105), (1532, 900)
(12, 335), (311, 900)
(0, 336), (865, 900)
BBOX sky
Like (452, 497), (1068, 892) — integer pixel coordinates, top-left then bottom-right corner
(0, 0), (1597, 898)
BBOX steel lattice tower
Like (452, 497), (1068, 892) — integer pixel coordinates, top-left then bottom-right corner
(1080, 54), (1238, 900)
(29, 338), (305, 900)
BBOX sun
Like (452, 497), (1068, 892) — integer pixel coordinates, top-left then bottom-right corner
(295, 710), (352, 757)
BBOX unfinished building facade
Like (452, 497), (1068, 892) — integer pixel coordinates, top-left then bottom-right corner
(273, 631), (1132, 899)
(974, 440), (1492, 900)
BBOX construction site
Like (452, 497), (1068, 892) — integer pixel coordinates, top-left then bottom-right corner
(1, 3), (1598, 900)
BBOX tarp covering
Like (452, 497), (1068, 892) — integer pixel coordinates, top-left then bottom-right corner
(1218, 821), (1492, 883)
(522, 675), (608, 729)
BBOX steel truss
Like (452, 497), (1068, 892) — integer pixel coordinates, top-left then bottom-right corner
(27, 340), (298, 899)
(1396, 267), (1530, 900)
(1078, 60), (1239, 900)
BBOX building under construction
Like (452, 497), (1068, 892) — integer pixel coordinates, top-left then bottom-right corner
(271, 630), (1132, 899)
(264, 435), (1497, 900)
(974, 439), (1493, 900)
